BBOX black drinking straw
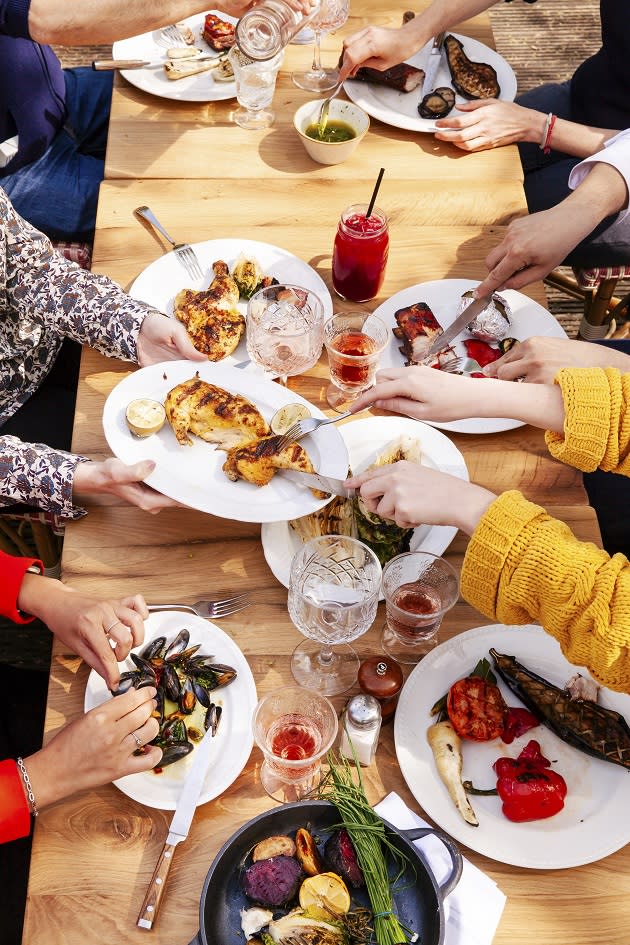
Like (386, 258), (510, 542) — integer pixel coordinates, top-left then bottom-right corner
(366, 167), (385, 218)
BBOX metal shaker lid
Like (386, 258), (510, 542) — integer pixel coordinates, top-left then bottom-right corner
(346, 694), (381, 729)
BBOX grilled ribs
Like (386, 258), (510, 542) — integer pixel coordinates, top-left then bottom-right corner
(354, 62), (424, 93)
(202, 13), (236, 51)
(393, 302), (443, 364)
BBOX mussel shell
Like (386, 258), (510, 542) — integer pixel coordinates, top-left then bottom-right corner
(113, 671), (140, 696)
(141, 636), (167, 660)
(167, 643), (201, 665)
(160, 717), (188, 744)
(205, 703), (223, 736)
(164, 628), (190, 659)
(130, 653), (158, 680)
(192, 667), (237, 691)
(158, 741), (194, 768)
(178, 675), (197, 714)
(162, 662), (182, 701)
(192, 679), (212, 708)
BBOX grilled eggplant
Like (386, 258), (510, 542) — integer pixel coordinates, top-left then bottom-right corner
(444, 35), (500, 100)
(418, 88), (454, 119)
(490, 649), (630, 770)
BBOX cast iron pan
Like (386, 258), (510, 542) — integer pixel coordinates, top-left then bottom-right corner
(188, 800), (462, 945)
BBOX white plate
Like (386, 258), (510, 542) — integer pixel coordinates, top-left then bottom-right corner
(261, 415), (469, 593)
(130, 237), (333, 374)
(395, 623), (630, 869)
(112, 11), (236, 102)
(344, 33), (517, 133)
(84, 612), (257, 810)
(102, 360), (349, 522)
(376, 278), (567, 434)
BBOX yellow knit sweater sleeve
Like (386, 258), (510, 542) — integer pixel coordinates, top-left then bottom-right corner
(461, 490), (630, 693)
(545, 367), (630, 473)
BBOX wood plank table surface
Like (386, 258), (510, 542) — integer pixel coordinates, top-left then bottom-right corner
(22, 4), (627, 945)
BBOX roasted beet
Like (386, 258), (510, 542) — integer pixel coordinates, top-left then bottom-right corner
(242, 855), (302, 907)
(324, 829), (364, 888)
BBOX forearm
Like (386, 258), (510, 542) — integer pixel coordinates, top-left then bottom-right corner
(462, 491), (630, 693)
(547, 162), (629, 244)
(541, 119), (617, 158)
(27, 0), (208, 44)
(394, 0), (497, 57)
(456, 377), (566, 431)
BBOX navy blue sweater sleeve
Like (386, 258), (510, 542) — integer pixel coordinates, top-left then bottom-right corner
(0, 0), (32, 39)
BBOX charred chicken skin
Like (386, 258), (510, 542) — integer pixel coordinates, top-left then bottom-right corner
(164, 377), (270, 448)
(393, 302), (443, 363)
(174, 260), (245, 361)
(223, 435), (325, 497)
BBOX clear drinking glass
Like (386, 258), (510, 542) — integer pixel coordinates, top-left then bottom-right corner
(246, 284), (325, 384)
(291, 0), (350, 92)
(323, 311), (389, 411)
(252, 686), (338, 802)
(382, 551), (460, 664)
(228, 46), (284, 130)
(288, 535), (382, 695)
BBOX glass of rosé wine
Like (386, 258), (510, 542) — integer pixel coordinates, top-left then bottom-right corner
(323, 311), (390, 411)
(382, 551), (460, 664)
(288, 535), (382, 695)
(252, 686), (338, 802)
(246, 284), (324, 385)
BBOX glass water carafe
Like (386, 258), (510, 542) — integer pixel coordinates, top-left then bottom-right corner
(235, 0), (321, 60)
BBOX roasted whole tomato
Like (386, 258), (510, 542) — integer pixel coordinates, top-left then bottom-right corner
(447, 676), (508, 741)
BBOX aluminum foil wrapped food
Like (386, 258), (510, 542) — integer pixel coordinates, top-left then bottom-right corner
(459, 290), (512, 343)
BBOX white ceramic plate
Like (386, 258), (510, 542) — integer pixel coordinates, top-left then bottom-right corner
(376, 278), (567, 434)
(84, 612), (257, 810)
(395, 623), (630, 869)
(261, 415), (469, 593)
(112, 11), (236, 102)
(129, 237), (333, 374)
(102, 360), (349, 522)
(344, 33), (517, 133)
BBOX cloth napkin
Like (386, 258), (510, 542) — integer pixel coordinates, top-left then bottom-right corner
(374, 793), (506, 945)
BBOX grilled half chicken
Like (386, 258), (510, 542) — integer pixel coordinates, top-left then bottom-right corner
(165, 377), (270, 448)
(223, 434), (326, 497)
(174, 260), (245, 361)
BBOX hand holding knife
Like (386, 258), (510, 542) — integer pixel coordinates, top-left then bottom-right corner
(422, 31), (446, 94)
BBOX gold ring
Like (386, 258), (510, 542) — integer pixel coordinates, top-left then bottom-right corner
(104, 620), (119, 636)
(131, 731), (143, 749)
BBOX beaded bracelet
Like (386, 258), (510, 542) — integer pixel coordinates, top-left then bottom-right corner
(16, 757), (38, 817)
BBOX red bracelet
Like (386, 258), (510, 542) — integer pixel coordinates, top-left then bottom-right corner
(543, 114), (557, 155)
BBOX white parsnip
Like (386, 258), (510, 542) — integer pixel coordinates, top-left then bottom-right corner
(427, 720), (479, 827)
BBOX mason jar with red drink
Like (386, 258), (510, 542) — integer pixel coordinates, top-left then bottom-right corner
(332, 203), (389, 302)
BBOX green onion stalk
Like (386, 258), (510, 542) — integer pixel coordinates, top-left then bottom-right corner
(318, 751), (414, 945)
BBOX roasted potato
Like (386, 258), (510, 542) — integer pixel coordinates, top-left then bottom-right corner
(252, 835), (296, 862)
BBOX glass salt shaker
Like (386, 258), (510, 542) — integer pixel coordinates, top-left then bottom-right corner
(235, 0), (321, 60)
(339, 694), (382, 766)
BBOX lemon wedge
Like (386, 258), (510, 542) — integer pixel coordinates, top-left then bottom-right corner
(125, 398), (166, 438)
(298, 872), (351, 918)
(270, 403), (311, 436)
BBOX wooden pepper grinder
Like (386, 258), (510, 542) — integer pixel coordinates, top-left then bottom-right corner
(358, 656), (403, 723)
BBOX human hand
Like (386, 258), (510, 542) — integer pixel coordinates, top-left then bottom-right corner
(19, 575), (148, 689)
(136, 312), (206, 366)
(434, 99), (545, 152)
(484, 336), (630, 383)
(346, 461), (496, 534)
(72, 458), (182, 513)
(24, 687), (162, 810)
(339, 25), (421, 80)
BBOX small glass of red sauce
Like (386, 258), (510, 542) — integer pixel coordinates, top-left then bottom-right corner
(332, 203), (389, 302)
(381, 552), (459, 664)
(323, 311), (389, 410)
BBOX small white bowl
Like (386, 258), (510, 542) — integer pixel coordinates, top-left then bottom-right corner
(293, 99), (370, 165)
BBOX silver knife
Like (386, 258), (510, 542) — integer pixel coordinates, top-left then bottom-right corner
(422, 292), (494, 361)
(422, 31), (446, 94)
(136, 722), (219, 930)
(92, 55), (218, 70)
(280, 468), (356, 498)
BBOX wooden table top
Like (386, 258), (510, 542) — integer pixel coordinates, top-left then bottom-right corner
(23, 4), (627, 945)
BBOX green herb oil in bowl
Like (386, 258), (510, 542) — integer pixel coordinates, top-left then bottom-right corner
(305, 120), (356, 143)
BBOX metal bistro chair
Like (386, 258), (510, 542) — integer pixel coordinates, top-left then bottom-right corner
(545, 263), (630, 340)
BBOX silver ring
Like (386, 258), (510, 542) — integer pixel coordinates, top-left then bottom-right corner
(104, 620), (120, 636)
(131, 731), (143, 749)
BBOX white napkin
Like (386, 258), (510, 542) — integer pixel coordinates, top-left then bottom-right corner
(374, 792), (506, 945)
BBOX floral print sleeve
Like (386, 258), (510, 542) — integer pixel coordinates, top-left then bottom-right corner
(0, 436), (88, 519)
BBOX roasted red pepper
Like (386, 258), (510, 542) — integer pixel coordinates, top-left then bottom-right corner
(464, 339), (503, 367)
(501, 707), (539, 744)
(493, 740), (567, 822)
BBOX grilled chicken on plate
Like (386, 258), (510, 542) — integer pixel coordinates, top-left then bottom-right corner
(174, 260), (245, 361)
(164, 377), (270, 448)
(223, 435), (325, 497)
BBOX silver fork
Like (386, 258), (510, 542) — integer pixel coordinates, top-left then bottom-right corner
(274, 410), (352, 451)
(147, 594), (249, 619)
(134, 205), (204, 280)
(157, 24), (189, 48)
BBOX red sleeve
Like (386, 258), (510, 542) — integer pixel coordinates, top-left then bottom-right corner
(0, 760), (31, 843)
(0, 551), (43, 623)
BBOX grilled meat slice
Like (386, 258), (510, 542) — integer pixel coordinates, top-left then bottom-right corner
(444, 34), (500, 100)
(393, 301), (443, 363)
(202, 13), (236, 50)
(354, 62), (424, 93)
(165, 377), (270, 448)
(223, 435), (325, 496)
(174, 260), (244, 361)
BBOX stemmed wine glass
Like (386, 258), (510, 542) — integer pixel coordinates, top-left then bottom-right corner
(288, 535), (382, 695)
(291, 0), (350, 93)
(246, 284), (324, 384)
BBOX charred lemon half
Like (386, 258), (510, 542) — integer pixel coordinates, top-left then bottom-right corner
(270, 403), (311, 436)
